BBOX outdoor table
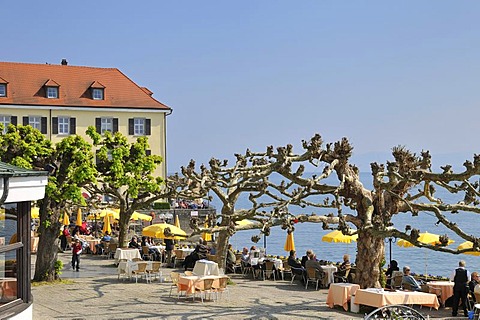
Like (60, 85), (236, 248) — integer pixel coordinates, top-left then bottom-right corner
(118, 260), (154, 278)
(150, 245), (165, 254)
(326, 282), (360, 311)
(354, 288), (440, 310)
(427, 281), (454, 306)
(175, 248), (194, 259)
(321, 265), (338, 285)
(178, 275), (222, 295)
(258, 258), (283, 270)
(85, 238), (101, 254)
(193, 260), (220, 276)
(114, 248), (141, 263)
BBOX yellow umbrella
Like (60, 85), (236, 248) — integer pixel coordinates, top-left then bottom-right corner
(142, 223), (187, 240)
(284, 231), (295, 252)
(61, 212), (70, 226)
(202, 216), (212, 241)
(235, 219), (253, 227)
(322, 230), (358, 243)
(174, 215), (181, 228)
(130, 211), (153, 221)
(457, 241), (480, 256)
(397, 232), (454, 247)
(397, 231), (454, 278)
(76, 208), (83, 227)
(31, 207), (39, 219)
(87, 209), (119, 220)
(102, 214), (112, 234)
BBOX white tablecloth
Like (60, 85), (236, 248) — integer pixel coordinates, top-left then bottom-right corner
(114, 248), (141, 263)
(193, 260), (220, 276)
(150, 245), (165, 254)
(321, 265), (338, 284)
(118, 261), (153, 277)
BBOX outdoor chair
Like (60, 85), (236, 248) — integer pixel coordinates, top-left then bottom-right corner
(142, 246), (153, 261)
(473, 292), (480, 320)
(305, 266), (322, 290)
(290, 267), (305, 284)
(334, 268), (350, 283)
(107, 243), (118, 259)
(263, 261), (276, 281)
(193, 278), (216, 303)
(169, 272), (186, 298)
(184, 270), (194, 276)
(117, 259), (128, 281)
(391, 271), (404, 289)
(281, 260), (292, 281)
(132, 262), (150, 283)
(213, 276), (230, 300)
(147, 262), (162, 281)
(242, 261), (254, 278)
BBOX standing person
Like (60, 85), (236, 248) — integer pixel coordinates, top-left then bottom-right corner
(450, 260), (470, 317)
(71, 238), (83, 272)
(164, 238), (174, 267)
(226, 244), (236, 274)
(60, 225), (70, 251)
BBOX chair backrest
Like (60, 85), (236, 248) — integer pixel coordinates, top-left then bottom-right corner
(282, 260), (291, 271)
(136, 262), (148, 272)
(170, 271), (179, 284)
(402, 282), (413, 291)
(392, 271), (403, 287)
(306, 267), (317, 279)
(151, 262), (161, 272)
(108, 243), (118, 252)
(142, 246), (150, 255)
(265, 261), (275, 271)
(184, 270), (194, 276)
(132, 257), (143, 262)
(202, 278), (215, 290)
(217, 276), (229, 290)
(475, 292), (480, 304)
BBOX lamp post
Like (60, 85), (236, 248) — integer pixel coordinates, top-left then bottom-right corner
(385, 237), (396, 264)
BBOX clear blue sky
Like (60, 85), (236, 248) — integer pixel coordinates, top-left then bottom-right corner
(4, 1), (480, 172)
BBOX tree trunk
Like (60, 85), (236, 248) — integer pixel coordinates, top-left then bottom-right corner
(118, 213), (129, 248)
(215, 229), (230, 270)
(355, 230), (385, 288)
(33, 222), (60, 281)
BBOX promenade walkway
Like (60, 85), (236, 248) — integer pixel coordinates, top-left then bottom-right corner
(31, 253), (456, 319)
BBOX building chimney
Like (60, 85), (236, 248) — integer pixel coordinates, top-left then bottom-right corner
(61, 59), (68, 66)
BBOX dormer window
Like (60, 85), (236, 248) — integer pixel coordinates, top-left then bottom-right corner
(46, 87), (58, 98)
(0, 84), (5, 97)
(43, 79), (60, 99)
(92, 88), (104, 100)
(90, 81), (105, 100)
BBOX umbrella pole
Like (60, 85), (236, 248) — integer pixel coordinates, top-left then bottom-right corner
(264, 234), (267, 254)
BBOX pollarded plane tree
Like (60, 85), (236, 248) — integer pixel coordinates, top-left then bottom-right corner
(0, 124), (97, 281)
(270, 134), (480, 288)
(172, 140), (341, 270)
(85, 127), (170, 247)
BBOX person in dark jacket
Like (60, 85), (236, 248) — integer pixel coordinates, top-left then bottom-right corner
(468, 272), (479, 302)
(450, 260), (470, 317)
(385, 260), (399, 288)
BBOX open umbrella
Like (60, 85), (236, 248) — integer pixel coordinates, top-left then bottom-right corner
(235, 219), (254, 227)
(102, 214), (111, 234)
(284, 231), (295, 252)
(397, 231), (454, 278)
(31, 207), (39, 219)
(322, 230), (358, 243)
(76, 208), (83, 227)
(457, 241), (480, 256)
(61, 212), (70, 226)
(87, 209), (119, 220)
(142, 223), (187, 240)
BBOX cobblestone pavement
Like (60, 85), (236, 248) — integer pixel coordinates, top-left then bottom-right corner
(31, 253), (462, 319)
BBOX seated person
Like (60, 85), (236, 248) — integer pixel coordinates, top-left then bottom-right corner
(288, 250), (306, 282)
(469, 272), (480, 302)
(385, 260), (400, 288)
(240, 247), (250, 266)
(301, 250), (313, 268)
(334, 254), (352, 282)
(183, 240), (208, 270)
(305, 252), (325, 281)
(401, 266), (423, 291)
(141, 236), (160, 261)
(225, 244), (236, 273)
(128, 236), (141, 250)
(94, 232), (112, 254)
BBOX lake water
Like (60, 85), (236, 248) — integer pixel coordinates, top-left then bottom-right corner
(209, 172), (479, 278)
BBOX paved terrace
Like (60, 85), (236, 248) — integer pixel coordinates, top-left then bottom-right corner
(31, 253), (459, 320)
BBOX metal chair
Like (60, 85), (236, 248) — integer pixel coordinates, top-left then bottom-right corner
(132, 262), (149, 283)
(263, 261), (276, 281)
(193, 278), (216, 303)
(213, 276), (230, 300)
(305, 267), (321, 290)
(142, 246), (153, 261)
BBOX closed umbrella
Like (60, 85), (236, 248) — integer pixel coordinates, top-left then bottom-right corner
(31, 207), (39, 219)
(142, 223), (187, 240)
(174, 214), (181, 228)
(397, 231), (454, 278)
(202, 216), (212, 242)
(61, 212), (70, 226)
(457, 241), (480, 256)
(76, 208), (83, 227)
(102, 214), (111, 235)
(284, 231), (295, 252)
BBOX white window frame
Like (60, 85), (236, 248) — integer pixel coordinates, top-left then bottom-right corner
(0, 84), (5, 97)
(134, 118), (145, 136)
(101, 118), (113, 134)
(92, 88), (104, 100)
(58, 116), (70, 135)
(46, 87), (58, 99)
(0, 115), (10, 133)
(29, 116), (41, 131)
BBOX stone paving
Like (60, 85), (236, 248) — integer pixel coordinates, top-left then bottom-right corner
(31, 253), (462, 319)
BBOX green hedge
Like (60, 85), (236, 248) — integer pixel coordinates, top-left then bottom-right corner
(153, 202), (170, 210)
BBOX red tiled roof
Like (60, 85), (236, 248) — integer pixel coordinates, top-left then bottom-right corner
(0, 61), (171, 110)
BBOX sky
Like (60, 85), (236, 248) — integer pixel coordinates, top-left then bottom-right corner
(4, 1), (480, 173)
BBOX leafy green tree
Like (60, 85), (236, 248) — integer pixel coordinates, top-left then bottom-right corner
(85, 127), (166, 247)
(0, 124), (96, 281)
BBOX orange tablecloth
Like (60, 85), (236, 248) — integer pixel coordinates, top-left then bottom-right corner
(354, 289), (440, 309)
(427, 281), (454, 305)
(0, 278), (17, 300)
(86, 239), (101, 254)
(326, 283), (360, 311)
(178, 275), (222, 295)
